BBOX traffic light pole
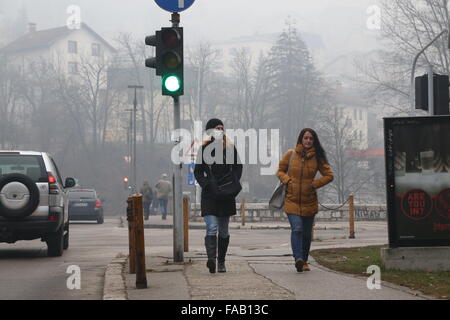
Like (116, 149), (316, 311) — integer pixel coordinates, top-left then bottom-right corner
(171, 12), (184, 263)
(173, 95), (184, 262)
(427, 64), (434, 115)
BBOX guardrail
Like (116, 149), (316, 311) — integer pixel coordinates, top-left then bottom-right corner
(188, 202), (387, 222)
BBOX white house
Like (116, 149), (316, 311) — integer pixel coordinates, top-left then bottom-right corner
(1, 22), (116, 76)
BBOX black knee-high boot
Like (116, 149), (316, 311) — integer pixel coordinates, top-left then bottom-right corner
(217, 236), (230, 273)
(205, 235), (217, 273)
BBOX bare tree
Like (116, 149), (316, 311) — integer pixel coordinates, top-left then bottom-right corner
(0, 56), (20, 148)
(356, 0), (449, 115)
(186, 41), (222, 122)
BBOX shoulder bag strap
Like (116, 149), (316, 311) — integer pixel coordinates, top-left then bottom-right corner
(286, 149), (296, 178)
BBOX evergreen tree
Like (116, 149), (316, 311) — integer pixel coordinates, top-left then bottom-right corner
(266, 19), (322, 150)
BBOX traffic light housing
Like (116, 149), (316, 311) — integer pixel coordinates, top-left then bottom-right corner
(145, 31), (162, 75)
(415, 73), (450, 115)
(160, 27), (184, 96)
(145, 27), (184, 97)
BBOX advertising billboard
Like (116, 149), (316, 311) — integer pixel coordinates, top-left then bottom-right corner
(384, 116), (450, 247)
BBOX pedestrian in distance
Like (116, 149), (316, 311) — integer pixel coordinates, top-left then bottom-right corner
(155, 174), (172, 220)
(194, 118), (243, 273)
(276, 128), (334, 272)
(140, 180), (154, 221)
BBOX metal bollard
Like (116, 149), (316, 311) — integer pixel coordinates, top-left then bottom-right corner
(126, 197), (136, 274)
(183, 196), (189, 252)
(241, 199), (246, 226)
(133, 194), (147, 289)
(349, 195), (355, 239)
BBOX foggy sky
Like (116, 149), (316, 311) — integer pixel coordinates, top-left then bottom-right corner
(1, 0), (381, 56)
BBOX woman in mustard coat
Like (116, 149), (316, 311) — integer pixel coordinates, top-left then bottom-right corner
(276, 128), (334, 272)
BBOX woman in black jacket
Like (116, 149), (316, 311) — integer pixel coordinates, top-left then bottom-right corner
(194, 118), (243, 273)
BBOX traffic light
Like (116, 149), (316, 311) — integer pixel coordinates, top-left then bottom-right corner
(145, 31), (162, 75)
(415, 73), (450, 115)
(160, 27), (183, 96)
(145, 27), (184, 97)
(123, 177), (129, 190)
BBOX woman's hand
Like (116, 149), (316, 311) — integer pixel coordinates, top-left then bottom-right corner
(308, 183), (316, 194)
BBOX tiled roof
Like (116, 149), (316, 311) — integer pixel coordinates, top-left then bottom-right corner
(1, 26), (71, 53)
(1, 23), (115, 54)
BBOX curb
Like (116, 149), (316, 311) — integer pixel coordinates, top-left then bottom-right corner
(103, 253), (128, 300)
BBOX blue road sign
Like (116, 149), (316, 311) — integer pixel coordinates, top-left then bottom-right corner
(187, 163), (196, 186)
(154, 0), (196, 13)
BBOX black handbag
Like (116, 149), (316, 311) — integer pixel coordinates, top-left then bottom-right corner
(207, 165), (242, 199)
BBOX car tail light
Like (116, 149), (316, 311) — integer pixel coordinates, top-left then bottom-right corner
(95, 200), (101, 207)
(48, 173), (59, 195)
(48, 215), (58, 221)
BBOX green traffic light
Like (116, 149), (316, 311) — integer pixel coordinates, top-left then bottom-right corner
(163, 75), (181, 92)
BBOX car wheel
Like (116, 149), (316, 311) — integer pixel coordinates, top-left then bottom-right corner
(63, 224), (69, 250)
(47, 225), (64, 257)
(97, 216), (104, 224)
(0, 173), (40, 219)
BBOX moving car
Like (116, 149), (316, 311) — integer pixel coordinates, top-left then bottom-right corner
(68, 189), (104, 224)
(0, 151), (76, 257)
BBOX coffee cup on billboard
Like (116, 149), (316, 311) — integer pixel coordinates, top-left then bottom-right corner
(420, 150), (435, 175)
(394, 151), (406, 176)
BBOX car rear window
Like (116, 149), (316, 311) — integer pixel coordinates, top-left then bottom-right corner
(0, 155), (46, 183)
(69, 191), (96, 199)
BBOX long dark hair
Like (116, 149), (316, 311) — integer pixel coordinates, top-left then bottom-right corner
(296, 128), (328, 164)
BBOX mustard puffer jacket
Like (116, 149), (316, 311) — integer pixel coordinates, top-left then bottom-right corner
(276, 144), (334, 216)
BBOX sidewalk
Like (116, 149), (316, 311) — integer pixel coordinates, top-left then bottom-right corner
(139, 214), (361, 230)
(119, 249), (430, 301)
(106, 218), (434, 300)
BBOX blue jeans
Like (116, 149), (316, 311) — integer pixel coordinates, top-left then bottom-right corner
(287, 214), (314, 262)
(204, 215), (230, 238)
(159, 199), (168, 218)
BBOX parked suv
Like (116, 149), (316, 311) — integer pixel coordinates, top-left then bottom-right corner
(0, 151), (75, 257)
(68, 189), (104, 224)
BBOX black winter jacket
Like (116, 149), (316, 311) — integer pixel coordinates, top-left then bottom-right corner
(194, 140), (243, 217)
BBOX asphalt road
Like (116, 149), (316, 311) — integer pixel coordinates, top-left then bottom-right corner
(0, 216), (394, 300)
(0, 218), (128, 300)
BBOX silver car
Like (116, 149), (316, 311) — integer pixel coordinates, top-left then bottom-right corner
(0, 151), (75, 257)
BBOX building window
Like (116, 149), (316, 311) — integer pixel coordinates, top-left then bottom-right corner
(92, 43), (101, 56)
(68, 40), (78, 54)
(68, 62), (78, 74)
(346, 117), (352, 128)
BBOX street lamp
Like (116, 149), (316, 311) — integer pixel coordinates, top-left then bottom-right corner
(128, 85), (144, 194)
